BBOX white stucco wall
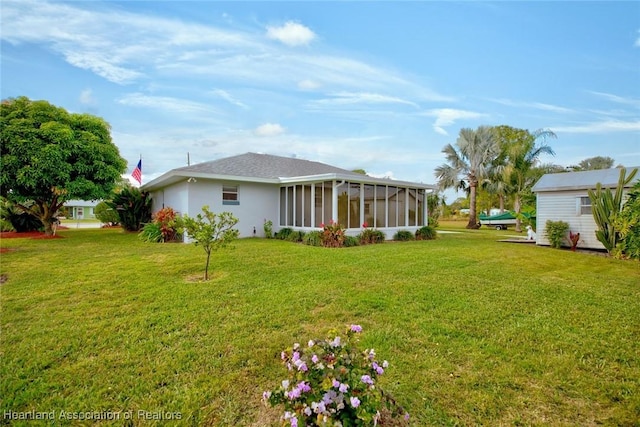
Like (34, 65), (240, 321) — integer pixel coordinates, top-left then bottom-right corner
(535, 190), (602, 250)
(150, 179), (279, 239)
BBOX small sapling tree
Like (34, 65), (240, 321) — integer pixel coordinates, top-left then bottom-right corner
(180, 206), (239, 280)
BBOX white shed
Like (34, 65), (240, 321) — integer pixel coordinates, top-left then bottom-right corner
(532, 167), (639, 250)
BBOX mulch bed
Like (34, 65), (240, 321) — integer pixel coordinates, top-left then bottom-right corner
(1, 231), (65, 239)
(0, 229), (66, 252)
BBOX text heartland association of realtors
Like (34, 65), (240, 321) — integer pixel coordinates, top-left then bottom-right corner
(3, 409), (182, 421)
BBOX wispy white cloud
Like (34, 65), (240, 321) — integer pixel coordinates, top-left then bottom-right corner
(254, 123), (286, 137)
(423, 108), (488, 136)
(308, 92), (420, 109)
(79, 89), (95, 106)
(117, 93), (217, 115)
(1, 0), (448, 103)
(266, 21), (316, 47)
(489, 98), (573, 114)
(550, 120), (640, 133)
(635, 29), (640, 47)
(212, 89), (248, 109)
(587, 91), (640, 108)
(298, 79), (321, 91)
(1, 0), (256, 84)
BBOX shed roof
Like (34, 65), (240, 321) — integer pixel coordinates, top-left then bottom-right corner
(532, 167), (639, 192)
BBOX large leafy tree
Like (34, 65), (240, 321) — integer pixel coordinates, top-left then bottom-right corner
(493, 126), (556, 232)
(435, 126), (499, 229)
(572, 156), (615, 171)
(1, 97), (127, 235)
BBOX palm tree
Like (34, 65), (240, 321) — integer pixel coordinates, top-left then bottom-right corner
(435, 126), (499, 229)
(494, 126), (556, 232)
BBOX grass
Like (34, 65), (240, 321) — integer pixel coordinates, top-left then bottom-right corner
(1, 226), (639, 426)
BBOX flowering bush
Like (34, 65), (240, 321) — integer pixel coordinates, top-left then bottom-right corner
(263, 325), (409, 426)
(138, 207), (181, 243)
(154, 207), (180, 242)
(320, 221), (346, 248)
(358, 222), (385, 245)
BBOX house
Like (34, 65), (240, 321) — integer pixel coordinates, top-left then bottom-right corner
(141, 152), (436, 239)
(62, 199), (100, 219)
(531, 167), (639, 250)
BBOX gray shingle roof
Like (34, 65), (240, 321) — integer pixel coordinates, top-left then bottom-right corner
(532, 167), (639, 192)
(173, 152), (363, 179)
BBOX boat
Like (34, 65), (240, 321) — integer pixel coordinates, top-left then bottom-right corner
(479, 211), (535, 230)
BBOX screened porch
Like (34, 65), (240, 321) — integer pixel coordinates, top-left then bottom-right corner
(278, 180), (429, 232)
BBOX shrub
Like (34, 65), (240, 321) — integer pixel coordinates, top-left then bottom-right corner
(138, 207), (181, 243)
(1, 199), (42, 232)
(286, 230), (306, 243)
(275, 228), (294, 240)
(263, 325), (409, 426)
(107, 186), (152, 232)
(320, 221), (346, 248)
(0, 198), (16, 231)
(154, 207), (181, 242)
(343, 235), (360, 247)
(264, 219), (274, 239)
(139, 222), (162, 243)
(427, 192), (442, 227)
(415, 226), (437, 240)
(613, 181), (640, 260)
(393, 230), (414, 241)
(303, 231), (322, 247)
(94, 201), (120, 226)
(359, 227), (385, 245)
(545, 220), (570, 249)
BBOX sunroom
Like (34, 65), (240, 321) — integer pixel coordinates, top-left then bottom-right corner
(278, 177), (433, 236)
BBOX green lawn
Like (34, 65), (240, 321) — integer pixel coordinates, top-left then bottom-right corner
(1, 227), (639, 426)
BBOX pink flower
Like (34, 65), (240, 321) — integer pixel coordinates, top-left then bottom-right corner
(350, 324), (363, 333)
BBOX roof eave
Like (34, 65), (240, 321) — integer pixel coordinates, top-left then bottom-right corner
(141, 171), (279, 191)
(278, 173), (435, 189)
(142, 171), (435, 191)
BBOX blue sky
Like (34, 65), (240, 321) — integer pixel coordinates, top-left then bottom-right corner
(2, 0), (639, 200)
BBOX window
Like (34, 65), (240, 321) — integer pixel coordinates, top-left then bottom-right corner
(579, 196), (592, 215)
(222, 185), (239, 205)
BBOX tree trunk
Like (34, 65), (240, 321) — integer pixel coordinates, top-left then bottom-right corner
(204, 249), (211, 281)
(467, 183), (480, 229)
(514, 195), (522, 232)
(499, 194), (505, 213)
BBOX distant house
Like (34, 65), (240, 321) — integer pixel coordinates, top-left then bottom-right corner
(141, 152), (435, 239)
(532, 167), (639, 250)
(63, 199), (100, 219)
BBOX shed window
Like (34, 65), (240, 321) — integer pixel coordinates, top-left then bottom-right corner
(223, 185), (239, 205)
(579, 196), (592, 215)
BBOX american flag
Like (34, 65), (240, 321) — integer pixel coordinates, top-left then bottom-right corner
(132, 159), (142, 185)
